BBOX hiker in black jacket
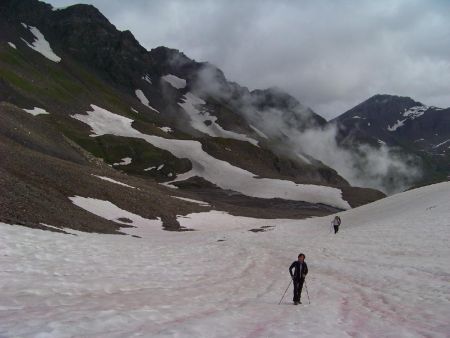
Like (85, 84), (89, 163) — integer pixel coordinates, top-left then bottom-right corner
(332, 216), (341, 234)
(289, 253), (308, 305)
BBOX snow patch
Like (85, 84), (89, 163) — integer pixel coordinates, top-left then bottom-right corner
(388, 105), (428, 132)
(130, 107), (139, 114)
(403, 105), (427, 119)
(377, 139), (386, 145)
(250, 124), (269, 139)
(157, 164), (164, 170)
(69, 196), (161, 233)
(23, 107), (50, 116)
(387, 119), (405, 132)
(40, 223), (78, 235)
(21, 23), (61, 62)
(162, 74), (186, 89)
(142, 74), (152, 84)
(179, 92), (259, 146)
(112, 157), (132, 166)
(8, 42), (17, 49)
(144, 166), (156, 171)
(91, 175), (137, 189)
(296, 152), (311, 164)
(433, 139), (450, 149)
(135, 89), (159, 113)
(71, 105), (351, 209)
(159, 127), (173, 133)
(171, 196), (210, 206)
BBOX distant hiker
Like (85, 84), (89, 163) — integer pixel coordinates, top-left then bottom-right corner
(289, 253), (308, 305)
(332, 216), (341, 234)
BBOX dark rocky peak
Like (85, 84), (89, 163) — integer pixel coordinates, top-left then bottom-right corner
(148, 48), (233, 94)
(251, 87), (303, 111)
(51, 3), (146, 54)
(51, 4), (111, 26)
(149, 46), (192, 70)
(0, 0), (51, 22)
(334, 94), (425, 123)
(48, 4), (151, 87)
(250, 87), (326, 127)
(365, 94), (423, 108)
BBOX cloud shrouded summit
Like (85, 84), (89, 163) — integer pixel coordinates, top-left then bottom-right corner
(48, 0), (450, 119)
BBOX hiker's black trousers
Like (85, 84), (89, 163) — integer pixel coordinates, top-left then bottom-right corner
(334, 225), (339, 234)
(293, 278), (305, 302)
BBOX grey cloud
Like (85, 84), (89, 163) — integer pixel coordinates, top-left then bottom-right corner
(191, 65), (422, 194)
(46, 0), (450, 119)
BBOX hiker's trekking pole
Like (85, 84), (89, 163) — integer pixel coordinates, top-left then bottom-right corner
(305, 280), (311, 304)
(278, 279), (292, 305)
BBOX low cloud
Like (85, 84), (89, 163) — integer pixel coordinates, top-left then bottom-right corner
(245, 108), (422, 194)
(47, 0), (450, 119)
(192, 64), (422, 194)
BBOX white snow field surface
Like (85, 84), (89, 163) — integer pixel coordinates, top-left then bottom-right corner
(72, 105), (350, 209)
(20, 23), (61, 62)
(22, 106), (50, 116)
(1, 182), (449, 337)
(179, 92), (260, 147)
(69, 196), (161, 236)
(162, 74), (187, 89)
(135, 89), (160, 113)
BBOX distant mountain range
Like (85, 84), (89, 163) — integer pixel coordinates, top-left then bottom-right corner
(1, 0), (447, 232)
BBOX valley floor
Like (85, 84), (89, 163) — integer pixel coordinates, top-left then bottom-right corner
(1, 183), (449, 337)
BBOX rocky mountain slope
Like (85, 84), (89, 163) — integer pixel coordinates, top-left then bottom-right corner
(0, 0), (401, 233)
(332, 94), (450, 186)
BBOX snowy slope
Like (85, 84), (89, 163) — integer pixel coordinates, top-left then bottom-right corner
(1, 182), (449, 337)
(178, 92), (260, 146)
(72, 105), (350, 209)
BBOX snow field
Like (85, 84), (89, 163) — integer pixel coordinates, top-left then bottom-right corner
(0, 182), (449, 337)
(72, 105), (350, 209)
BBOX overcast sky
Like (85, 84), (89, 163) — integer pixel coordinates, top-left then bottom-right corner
(47, 0), (450, 119)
